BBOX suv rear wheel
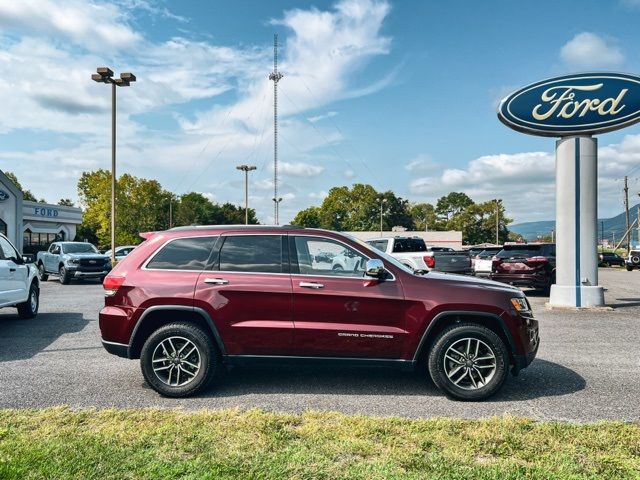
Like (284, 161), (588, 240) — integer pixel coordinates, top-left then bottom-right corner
(140, 322), (217, 397)
(428, 323), (509, 401)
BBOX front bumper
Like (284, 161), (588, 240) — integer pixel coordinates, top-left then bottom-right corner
(67, 268), (110, 278)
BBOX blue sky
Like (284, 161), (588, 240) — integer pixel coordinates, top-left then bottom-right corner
(1, 0), (640, 224)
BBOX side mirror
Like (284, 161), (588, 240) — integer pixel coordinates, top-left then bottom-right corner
(365, 259), (385, 278)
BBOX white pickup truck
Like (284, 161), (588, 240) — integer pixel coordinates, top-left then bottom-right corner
(366, 236), (472, 274)
(0, 233), (39, 318)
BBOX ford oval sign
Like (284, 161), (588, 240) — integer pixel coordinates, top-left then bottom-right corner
(498, 73), (640, 137)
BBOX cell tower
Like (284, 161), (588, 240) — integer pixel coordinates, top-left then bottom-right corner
(269, 33), (283, 225)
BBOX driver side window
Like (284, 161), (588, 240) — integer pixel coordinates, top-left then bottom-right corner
(0, 236), (18, 261)
(293, 236), (367, 277)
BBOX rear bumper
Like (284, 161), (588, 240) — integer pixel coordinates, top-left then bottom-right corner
(101, 339), (129, 358)
(491, 273), (550, 288)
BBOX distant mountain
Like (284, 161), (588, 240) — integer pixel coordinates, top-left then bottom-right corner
(511, 203), (640, 243)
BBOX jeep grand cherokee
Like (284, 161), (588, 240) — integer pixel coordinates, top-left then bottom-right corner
(99, 226), (539, 401)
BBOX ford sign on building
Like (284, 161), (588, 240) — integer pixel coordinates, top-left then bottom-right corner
(498, 72), (640, 308)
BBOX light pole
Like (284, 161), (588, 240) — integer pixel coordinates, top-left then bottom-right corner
(91, 67), (136, 265)
(272, 197), (282, 224)
(495, 199), (502, 245)
(379, 198), (388, 235)
(236, 165), (256, 225)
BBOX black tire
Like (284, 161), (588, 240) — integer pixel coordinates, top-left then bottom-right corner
(332, 265), (344, 271)
(626, 265), (634, 271)
(17, 282), (39, 319)
(428, 323), (509, 401)
(140, 322), (217, 398)
(59, 265), (70, 285)
(37, 263), (48, 282)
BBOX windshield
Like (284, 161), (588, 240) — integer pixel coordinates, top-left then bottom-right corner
(345, 234), (415, 274)
(62, 243), (99, 254)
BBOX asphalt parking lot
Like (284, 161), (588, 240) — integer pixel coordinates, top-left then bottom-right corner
(1, 268), (638, 421)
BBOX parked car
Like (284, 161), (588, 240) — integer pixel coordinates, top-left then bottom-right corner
(36, 241), (112, 284)
(491, 243), (556, 292)
(0, 233), (39, 318)
(366, 237), (471, 274)
(598, 251), (625, 267)
(473, 247), (503, 277)
(104, 245), (137, 262)
(99, 226), (539, 401)
(626, 250), (640, 271)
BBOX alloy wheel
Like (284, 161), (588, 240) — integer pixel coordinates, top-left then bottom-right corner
(151, 336), (201, 387)
(443, 337), (497, 390)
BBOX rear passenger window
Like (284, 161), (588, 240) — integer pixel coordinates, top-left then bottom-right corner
(218, 235), (283, 273)
(146, 237), (217, 270)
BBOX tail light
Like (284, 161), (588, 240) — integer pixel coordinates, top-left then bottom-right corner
(103, 275), (125, 297)
(526, 256), (549, 265)
(424, 255), (436, 269)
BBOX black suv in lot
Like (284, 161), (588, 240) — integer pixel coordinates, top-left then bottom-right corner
(599, 251), (625, 267)
(491, 243), (556, 292)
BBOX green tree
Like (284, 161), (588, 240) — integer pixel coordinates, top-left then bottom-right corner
(409, 202), (438, 231)
(77, 170), (173, 248)
(4, 171), (38, 202)
(297, 184), (414, 231)
(58, 199), (74, 207)
(292, 207), (321, 228)
(448, 200), (511, 245)
(435, 192), (473, 222)
(174, 192), (216, 226)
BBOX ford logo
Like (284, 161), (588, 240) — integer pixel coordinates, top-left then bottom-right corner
(89, 260), (96, 264)
(498, 72), (640, 136)
(0, 189), (8, 202)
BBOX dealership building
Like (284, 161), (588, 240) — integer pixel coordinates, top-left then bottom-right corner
(0, 170), (82, 254)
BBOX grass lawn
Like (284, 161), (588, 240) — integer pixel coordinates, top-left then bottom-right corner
(0, 408), (638, 479)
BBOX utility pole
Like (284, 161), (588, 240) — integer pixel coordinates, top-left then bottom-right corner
(169, 199), (173, 228)
(601, 220), (604, 248)
(269, 33), (284, 225)
(379, 198), (387, 235)
(637, 193), (640, 248)
(236, 165), (257, 224)
(624, 176), (630, 252)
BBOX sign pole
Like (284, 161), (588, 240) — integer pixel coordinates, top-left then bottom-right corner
(549, 136), (604, 307)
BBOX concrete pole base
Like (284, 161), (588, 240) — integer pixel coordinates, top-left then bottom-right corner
(549, 284), (605, 308)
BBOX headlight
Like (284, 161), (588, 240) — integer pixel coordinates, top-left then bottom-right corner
(67, 258), (80, 264)
(510, 297), (530, 313)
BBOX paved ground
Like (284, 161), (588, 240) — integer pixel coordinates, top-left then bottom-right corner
(1, 268), (639, 421)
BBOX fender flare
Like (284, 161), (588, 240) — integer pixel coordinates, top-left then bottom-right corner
(412, 310), (517, 362)
(128, 305), (226, 358)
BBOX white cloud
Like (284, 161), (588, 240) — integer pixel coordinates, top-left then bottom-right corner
(309, 190), (328, 200)
(0, 0), (141, 53)
(273, 161), (324, 177)
(560, 32), (624, 69)
(307, 111), (338, 123)
(410, 135), (640, 222)
(344, 169), (356, 179)
(405, 154), (438, 173)
(0, 0), (394, 225)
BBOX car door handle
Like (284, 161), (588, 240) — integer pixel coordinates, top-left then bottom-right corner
(203, 278), (229, 285)
(9, 268), (16, 272)
(299, 281), (324, 289)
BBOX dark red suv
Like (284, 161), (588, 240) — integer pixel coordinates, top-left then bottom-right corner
(491, 243), (556, 293)
(99, 226), (539, 401)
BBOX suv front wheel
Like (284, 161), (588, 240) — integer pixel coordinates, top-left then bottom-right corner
(428, 323), (509, 401)
(140, 322), (217, 397)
